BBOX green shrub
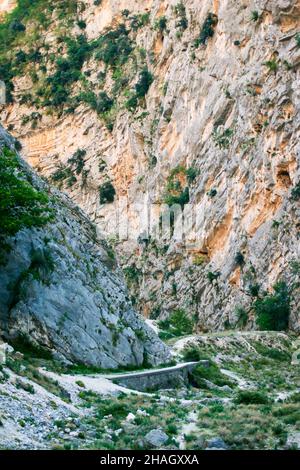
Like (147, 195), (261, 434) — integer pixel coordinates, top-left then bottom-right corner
(77, 20), (86, 30)
(174, 2), (188, 31)
(96, 401), (130, 420)
(95, 92), (114, 114)
(51, 165), (73, 185)
(123, 264), (141, 286)
(0, 147), (52, 258)
(235, 251), (245, 266)
(195, 13), (218, 47)
(235, 306), (248, 327)
(0, 0), (69, 102)
(235, 390), (269, 405)
(135, 68), (154, 98)
(163, 166), (193, 208)
(67, 149), (86, 175)
(207, 271), (220, 283)
(99, 181), (116, 204)
(124, 69), (153, 112)
(164, 187), (190, 207)
(166, 424), (178, 435)
(296, 33), (300, 49)
(154, 16), (167, 33)
(43, 35), (91, 108)
(125, 93), (139, 111)
(75, 380), (85, 388)
(186, 167), (198, 184)
(248, 283), (260, 297)
(94, 24), (132, 67)
(264, 60), (278, 72)
(290, 259), (300, 274)
(190, 361), (233, 389)
(29, 247), (55, 279)
(213, 127), (234, 148)
(207, 188), (217, 198)
(129, 13), (150, 31)
(254, 343), (291, 362)
(158, 309), (193, 338)
(16, 378), (35, 394)
(253, 281), (290, 331)
(251, 11), (260, 22)
(182, 345), (202, 362)
(289, 392), (300, 403)
(291, 183), (300, 200)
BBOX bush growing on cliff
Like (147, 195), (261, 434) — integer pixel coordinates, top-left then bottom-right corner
(125, 69), (154, 111)
(154, 16), (167, 33)
(123, 264), (141, 286)
(67, 149), (86, 175)
(235, 307), (248, 328)
(195, 13), (218, 47)
(99, 181), (116, 204)
(0, 147), (52, 259)
(213, 127), (234, 149)
(250, 11), (260, 22)
(253, 281), (290, 331)
(42, 35), (91, 108)
(264, 60), (278, 73)
(235, 251), (245, 267)
(0, 1), (80, 106)
(174, 2), (188, 31)
(135, 69), (154, 98)
(163, 166), (195, 208)
(291, 183), (300, 201)
(95, 92), (114, 114)
(186, 167), (198, 184)
(129, 13), (150, 31)
(207, 271), (220, 283)
(164, 187), (190, 208)
(94, 25), (132, 67)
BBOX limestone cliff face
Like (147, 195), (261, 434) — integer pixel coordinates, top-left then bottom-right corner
(0, 0), (300, 331)
(0, 125), (170, 367)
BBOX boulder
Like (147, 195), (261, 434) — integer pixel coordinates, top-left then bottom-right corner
(145, 429), (169, 447)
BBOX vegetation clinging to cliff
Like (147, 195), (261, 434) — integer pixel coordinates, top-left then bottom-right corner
(253, 281), (290, 331)
(0, 0), (78, 102)
(0, 147), (52, 259)
(195, 13), (218, 47)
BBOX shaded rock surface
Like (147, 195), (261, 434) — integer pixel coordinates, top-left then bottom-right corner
(0, 126), (170, 368)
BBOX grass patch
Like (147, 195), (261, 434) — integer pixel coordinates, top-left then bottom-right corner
(235, 390), (270, 405)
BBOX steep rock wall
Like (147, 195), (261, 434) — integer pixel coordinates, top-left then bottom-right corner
(0, 0), (299, 331)
(0, 125), (170, 367)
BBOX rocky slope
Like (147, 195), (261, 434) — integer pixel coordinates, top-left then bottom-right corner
(1, 330), (299, 450)
(0, 125), (170, 368)
(0, 0), (300, 331)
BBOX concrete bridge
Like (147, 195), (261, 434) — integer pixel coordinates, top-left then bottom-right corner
(102, 361), (208, 392)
